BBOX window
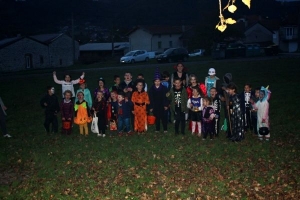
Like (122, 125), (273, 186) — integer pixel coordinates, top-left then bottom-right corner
(158, 41), (162, 49)
(169, 41), (173, 48)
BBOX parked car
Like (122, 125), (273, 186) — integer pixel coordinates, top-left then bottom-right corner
(188, 49), (205, 57)
(156, 47), (189, 63)
(120, 50), (149, 64)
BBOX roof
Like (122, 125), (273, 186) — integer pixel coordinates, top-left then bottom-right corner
(29, 33), (64, 44)
(0, 33), (68, 49)
(79, 42), (129, 51)
(127, 25), (192, 36)
(245, 22), (275, 34)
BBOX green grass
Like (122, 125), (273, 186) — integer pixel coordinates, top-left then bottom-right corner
(0, 57), (300, 199)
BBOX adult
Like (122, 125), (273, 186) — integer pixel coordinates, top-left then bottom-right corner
(171, 62), (189, 88)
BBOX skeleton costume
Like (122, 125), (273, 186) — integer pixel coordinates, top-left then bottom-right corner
(187, 95), (203, 134)
(167, 87), (188, 135)
(212, 94), (221, 136)
(240, 90), (255, 132)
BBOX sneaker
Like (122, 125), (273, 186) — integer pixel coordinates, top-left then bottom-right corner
(163, 130), (168, 133)
(97, 133), (102, 137)
(192, 132), (195, 135)
(259, 137), (263, 141)
(118, 132), (123, 137)
(102, 134), (106, 137)
(155, 131), (159, 133)
(202, 138), (206, 141)
(3, 134), (12, 138)
(197, 133), (201, 137)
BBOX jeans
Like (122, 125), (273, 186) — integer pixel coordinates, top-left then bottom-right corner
(118, 116), (131, 132)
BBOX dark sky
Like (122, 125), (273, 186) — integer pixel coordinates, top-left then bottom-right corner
(0, 0), (295, 37)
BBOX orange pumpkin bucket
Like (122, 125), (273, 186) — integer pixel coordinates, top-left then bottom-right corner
(62, 121), (71, 130)
(147, 115), (156, 125)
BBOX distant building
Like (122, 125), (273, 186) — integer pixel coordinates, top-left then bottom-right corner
(127, 25), (191, 52)
(79, 42), (129, 64)
(0, 33), (79, 72)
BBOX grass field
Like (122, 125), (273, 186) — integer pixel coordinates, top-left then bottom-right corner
(0, 57), (300, 199)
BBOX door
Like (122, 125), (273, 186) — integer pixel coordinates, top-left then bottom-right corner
(25, 54), (33, 69)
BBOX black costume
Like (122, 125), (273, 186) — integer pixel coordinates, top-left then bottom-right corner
(40, 94), (60, 133)
(229, 94), (244, 142)
(212, 95), (221, 136)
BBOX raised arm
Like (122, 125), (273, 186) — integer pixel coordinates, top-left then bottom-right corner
(72, 72), (85, 84)
(53, 71), (64, 84)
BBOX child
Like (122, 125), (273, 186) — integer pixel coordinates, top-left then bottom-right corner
(210, 87), (221, 137)
(109, 75), (121, 93)
(107, 91), (118, 132)
(204, 68), (220, 97)
(250, 87), (260, 135)
(161, 71), (172, 123)
(119, 72), (135, 99)
(40, 86), (60, 134)
(0, 96), (11, 138)
(75, 79), (92, 109)
(148, 68), (169, 133)
(74, 92), (91, 135)
(251, 86), (270, 141)
(187, 87), (203, 136)
(161, 71), (171, 91)
(136, 73), (148, 92)
(131, 79), (150, 133)
(202, 97), (215, 140)
(227, 83), (244, 142)
(240, 83), (255, 132)
(60, 90), (74, 135)
(53, 71), (85, 99)
(94, 77), (110, 101)
(91, 91), (107, 137)
(167, 77), (188, 135)
(115, 92), (133, 136)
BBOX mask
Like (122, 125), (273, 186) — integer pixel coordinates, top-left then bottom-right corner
(50, 88), (55, 94)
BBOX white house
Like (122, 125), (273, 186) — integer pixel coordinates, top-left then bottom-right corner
(127, 25), (189, 52)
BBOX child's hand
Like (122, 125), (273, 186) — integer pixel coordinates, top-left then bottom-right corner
(125, 97), (128, 102)
(67, 118), (71, 121)
(150, 109), (153, 112)
(53, 71), (56, 75)
(189, 103), (193, 108)
(82, 72), (85, 76)
(62, 117), (65, 121)
(44, 103), (48, 106)
(164, 106), (168, 110)
(132, 111), (134, 114)
(2, 106), (7, 110)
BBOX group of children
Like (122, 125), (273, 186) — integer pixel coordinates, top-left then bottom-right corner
(38, 63), (271, 142)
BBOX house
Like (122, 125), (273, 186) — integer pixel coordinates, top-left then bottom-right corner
(126, 25), (190, 52)
(0, 33), (79, 72)
(79, 42), (129, 63)
(278, 14), (299, 52)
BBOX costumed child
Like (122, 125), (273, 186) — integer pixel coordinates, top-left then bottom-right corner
(202, 97), (215, 140)
(148, 68), (169, 133)
(60, 90), (74, 135)
(0, 96), (11, 138)
(210, 87), (221, 137)
(53, 71), (85, 100)
(40, 86), (60, 134)
(75, 79), (92, 109)
(137, 73), (148, 92)
(251, 86), (271, 141)
(227, 83), (244, 142)
(131, 79), (150, 133)
(161, 71), (172, 123)
(204, 68), (220, 97)
(91, 91), (107, 137)
(186, 74), (207, 133)
(167, 77), (188, 135)
(187, 87), (203, 136)
(74, 91), (91, 135)
(250, 87), (260, 135)
(115, 92), (133, 136)
(240, 83), (255, 132)
(94, 77), (110, 101)
(171, 62), (189, 88)
(107, 90), (118, 132)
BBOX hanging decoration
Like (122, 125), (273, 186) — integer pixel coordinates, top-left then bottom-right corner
(216, 0), (251, 32)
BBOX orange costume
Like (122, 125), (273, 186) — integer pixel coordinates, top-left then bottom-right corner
(74, 101), (91, 135)
(131, 91), (150, 133)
